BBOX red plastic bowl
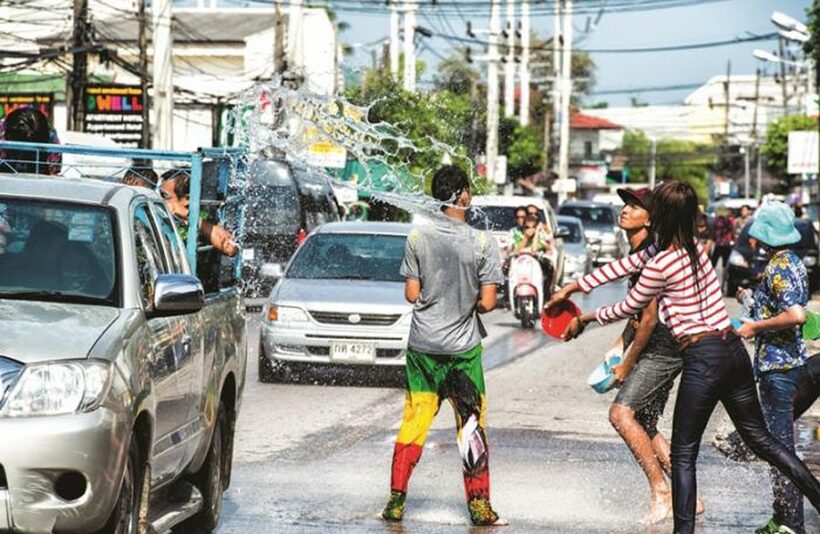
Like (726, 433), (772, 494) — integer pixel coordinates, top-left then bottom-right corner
(541, 299), (582, 339)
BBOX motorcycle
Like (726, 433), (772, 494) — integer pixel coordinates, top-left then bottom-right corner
(508, 251), (547, 329)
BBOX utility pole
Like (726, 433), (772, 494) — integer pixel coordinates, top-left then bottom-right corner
(273, 1), (286, 74)
(137, 0), (150, 147)
(549, 0), (561, 174)
(518, 0), (530, 126)
(756, 144), (762, 199)
(649, 136), (657, 190)
(778, 35), (788, 114)
(557, 0), (573, 204)
(503, 0), (515, 119)
(403, 0), (416, 92)
(751, 67), (761, 140)
(486, 0), (501, 184)
(68, 0), (88, 132)
(389, 3), (400, 79)
(723, 60), (731, 143)
(152, 0), (173, 150)
(744, 144), (751, 199)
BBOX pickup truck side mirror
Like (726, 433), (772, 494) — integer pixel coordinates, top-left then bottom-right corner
(149, 274), (205, 318)
(555, 227), (571, 239)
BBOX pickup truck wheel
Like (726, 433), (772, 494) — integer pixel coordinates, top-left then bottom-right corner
(97, 436), (148, 534)
(179, 402), (226, 532)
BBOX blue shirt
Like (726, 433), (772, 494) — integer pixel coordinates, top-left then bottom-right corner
(752, 249), (808, 373)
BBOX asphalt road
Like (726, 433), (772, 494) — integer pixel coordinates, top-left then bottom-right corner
(219, 282), (820, 533)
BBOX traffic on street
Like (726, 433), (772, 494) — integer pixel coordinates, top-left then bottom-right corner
(1, 1), (819, 533)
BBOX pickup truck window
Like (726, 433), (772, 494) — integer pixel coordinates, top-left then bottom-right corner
(134, 204), (166, 309)
(0, 197), (117, 305)
(150, 202), (186, 273)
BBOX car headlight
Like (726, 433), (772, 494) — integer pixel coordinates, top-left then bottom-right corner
(729, 250), (749, 268)
(1, 360), (111, 417)
(266, 305), (309, 323)
(803, 256), (817, 268)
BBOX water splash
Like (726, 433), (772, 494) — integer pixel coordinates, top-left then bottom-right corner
(223, 77), (479, 215)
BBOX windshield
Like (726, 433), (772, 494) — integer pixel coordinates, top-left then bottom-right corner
(558, 206), (615, 227)
(0, 198), (118, 305)
(287, 233), (406, 282)
(557, 220), (584, 243)
(466, 206), (544, 231)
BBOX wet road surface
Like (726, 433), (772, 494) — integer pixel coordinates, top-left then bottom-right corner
(221, 282), (820, 533)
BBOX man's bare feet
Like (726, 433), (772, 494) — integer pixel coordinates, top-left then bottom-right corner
(641, 491), (672, 525)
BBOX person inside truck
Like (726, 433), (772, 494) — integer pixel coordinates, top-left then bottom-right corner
(123, 166), (158, 189)
(160, 170), (239, 258)
(0, 107), (61, 175)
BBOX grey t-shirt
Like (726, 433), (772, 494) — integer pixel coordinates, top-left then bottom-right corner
(400, 218), (503, 355)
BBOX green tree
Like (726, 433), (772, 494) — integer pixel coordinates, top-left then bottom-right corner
(432, 51), (479, 95)
(498, 118), (543, 181)
(761, 115), (819, 189)
(619, 129), (712, 201)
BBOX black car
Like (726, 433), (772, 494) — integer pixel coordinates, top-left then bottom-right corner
(241, 160), (340, 299)
(726, 219), (819, 297)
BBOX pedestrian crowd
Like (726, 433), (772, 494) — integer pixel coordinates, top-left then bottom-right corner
(383, 164), (819, 534)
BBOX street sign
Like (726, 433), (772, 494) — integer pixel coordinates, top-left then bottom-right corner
(788, 131), (819, 174)
(0, 93), (54, 123)
(477, 154), (508, 184)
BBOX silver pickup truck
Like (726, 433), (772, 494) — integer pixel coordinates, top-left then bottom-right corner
(0, 172), (246, 533)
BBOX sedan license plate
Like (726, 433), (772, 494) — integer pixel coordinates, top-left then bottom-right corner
(330, 341), (376, 364)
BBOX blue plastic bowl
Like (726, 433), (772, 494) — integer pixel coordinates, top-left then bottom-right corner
(587, 355), (622, 394)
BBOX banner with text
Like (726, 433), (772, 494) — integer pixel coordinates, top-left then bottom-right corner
(0, 93), (54, 123)
(84, 85), (145, 147)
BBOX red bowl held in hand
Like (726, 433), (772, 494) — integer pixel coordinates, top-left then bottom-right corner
(541, 299), (582, 339)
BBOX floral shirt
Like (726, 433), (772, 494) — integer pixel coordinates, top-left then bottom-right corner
(752, 249), (808, 374)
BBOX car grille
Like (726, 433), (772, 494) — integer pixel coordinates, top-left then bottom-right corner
(308, 311), (402, 326)
(305, 346), (403, 359)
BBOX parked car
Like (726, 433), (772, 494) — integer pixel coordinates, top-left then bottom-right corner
(726, 218), (819, 297)
(466, 195), (565, 291)
(556, 215), (594, 284)
(241, 160), (339, 301)
(0, 171), (246, 532)
(259, 222), (412, 382)
(558, 200), (627, 265)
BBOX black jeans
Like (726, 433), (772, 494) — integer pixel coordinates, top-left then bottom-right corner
(671, 333), (820, 534)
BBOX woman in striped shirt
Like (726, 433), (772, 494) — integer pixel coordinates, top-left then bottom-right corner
(547, 181), (820, 534)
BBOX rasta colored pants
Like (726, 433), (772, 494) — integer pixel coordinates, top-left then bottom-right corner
(390, 344), (491, 502)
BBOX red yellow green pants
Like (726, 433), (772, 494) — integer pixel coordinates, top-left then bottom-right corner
(389, 344), (490, 501)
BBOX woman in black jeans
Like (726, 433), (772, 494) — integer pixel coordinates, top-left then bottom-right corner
(547, 181), (820, 534)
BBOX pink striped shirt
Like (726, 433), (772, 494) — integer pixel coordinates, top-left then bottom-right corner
(577, 243), (731, 339)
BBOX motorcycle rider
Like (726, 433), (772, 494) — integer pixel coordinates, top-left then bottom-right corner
(512, 215), (553, 297)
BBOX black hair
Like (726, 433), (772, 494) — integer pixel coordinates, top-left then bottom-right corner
(5, 107), (49, 143)
(526, 204), (539, 212)
(2, 108), (50, 174)
(431, 165), (469, 206)
(173, 172), (190, 199)
(651, 181), (702, 298)
(124, 167), (158, 188)
(515, 206), (527, 215)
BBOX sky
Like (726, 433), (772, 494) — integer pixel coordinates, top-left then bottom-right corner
(329, 0), (812, 107)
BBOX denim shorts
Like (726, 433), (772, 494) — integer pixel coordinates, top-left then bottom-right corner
(614, 351), (683, 436)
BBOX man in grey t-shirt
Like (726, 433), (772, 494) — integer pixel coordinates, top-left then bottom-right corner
(381, 165), (506, 527)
